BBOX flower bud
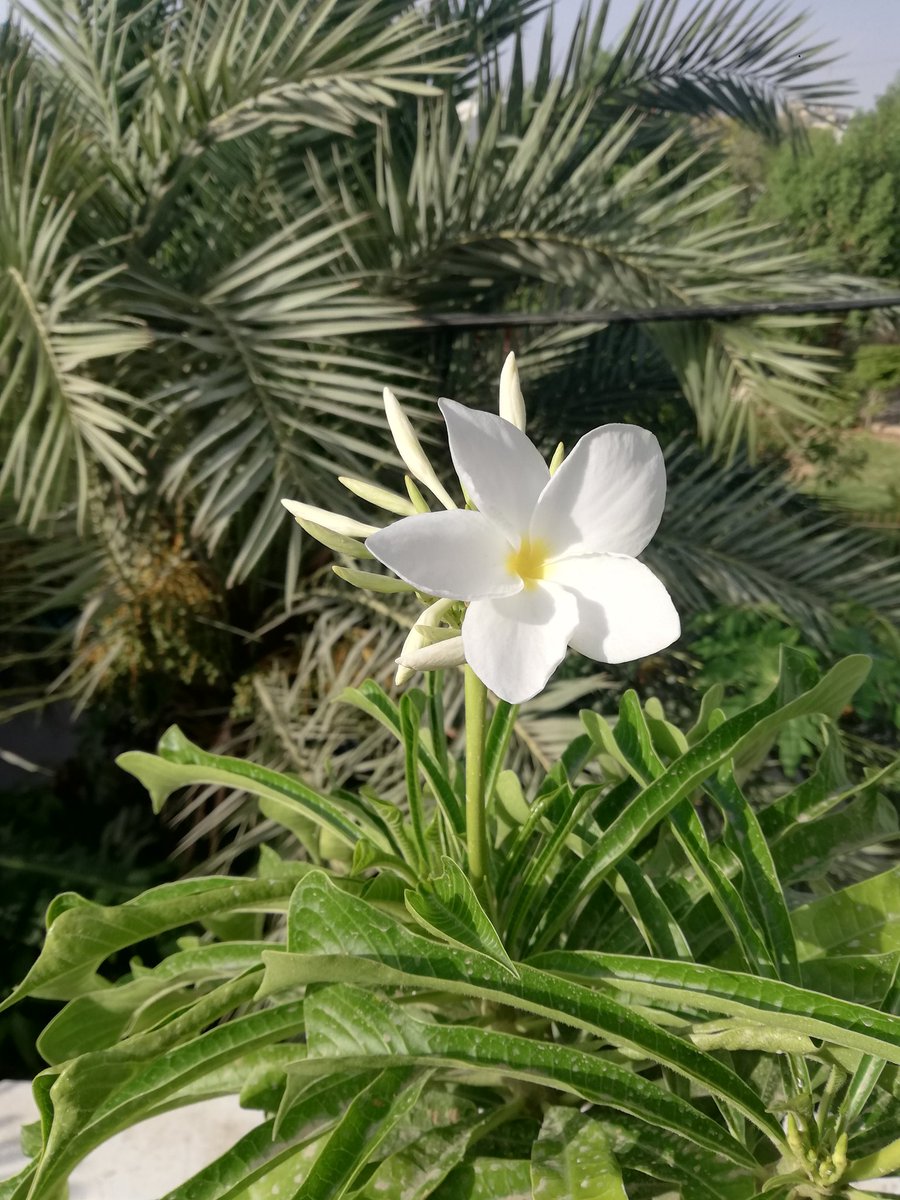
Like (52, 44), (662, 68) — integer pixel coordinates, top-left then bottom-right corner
(281, 499), (378, 538)
(832, 1132), (848, 1177)
(394, 597), (455, 685)
(549, 441), (565, 474)
(338, 476), (416, 516)
(292, 518), (373, 559)
(405, 475), (431, 513)
(383, 387), (456, 510)
(398, 635), (466, 673)
(499, 351), (526, 430)
(332, 565), (415, 594)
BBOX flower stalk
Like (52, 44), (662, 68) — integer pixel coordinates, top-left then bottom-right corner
(464, 664), (488, 891)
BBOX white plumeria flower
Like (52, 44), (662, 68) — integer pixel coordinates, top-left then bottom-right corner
(366, 400), (680, 704)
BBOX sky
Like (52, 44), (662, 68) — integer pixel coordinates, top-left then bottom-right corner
(527, 0), (900, 110)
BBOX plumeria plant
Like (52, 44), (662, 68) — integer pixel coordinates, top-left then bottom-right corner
(2, 358), (899, 1200)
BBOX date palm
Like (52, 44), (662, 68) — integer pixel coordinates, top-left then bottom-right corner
(0, 0), (895, 730)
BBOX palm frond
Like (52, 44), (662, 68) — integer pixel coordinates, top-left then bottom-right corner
(0, 54), (151, 527)
(122, 216), (438, 585)
(541, 0), (850, 139)
(649, 446), (900, 641)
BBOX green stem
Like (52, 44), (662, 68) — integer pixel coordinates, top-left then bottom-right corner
(464, 665), (488, 890)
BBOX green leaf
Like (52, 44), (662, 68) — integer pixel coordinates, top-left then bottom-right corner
(792, 866), (900, 957)
(266, 872), (780, 1147)
(708, 769), (800, 983)
(431, 1158), (533, 1200)
(358, 1103), (503, 1200)
(292, 1069), (428, 1200)
(405, 857), (518, 977)
(592, 1113), (745, 1200)
(773, 792), (899, 884)
(117, 725), (383, 850)
(0, 879), (295, 1009)
(295, 984), (756, 1167)
(154, 1075), (371, 1200)
(612, 856), (692, 960)
(505, 783), (601, 954)
(533, 652), (871, 951)
(531, 1106), (628, 1199)
(37, 941), (276, 1063)
(757, 723), (849, 838)
(339, 681), (464, 833)
(484, 700), (519, 805)
(532, 951), (900, 1064)
(800, 953), (900, 1007)
(28, 991), (306, 1199)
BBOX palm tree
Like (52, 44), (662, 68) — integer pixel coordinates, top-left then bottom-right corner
(1, 0), (896, 736)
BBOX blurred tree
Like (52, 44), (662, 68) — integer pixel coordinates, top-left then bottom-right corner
(0, 0), (896, 726)
(757, 80), (900, 278)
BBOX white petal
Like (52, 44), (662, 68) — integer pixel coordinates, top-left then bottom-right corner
(498, 352), (526, 431)
(281, 498), (379, 538)
(439, 398), (549, 545)
(530, 424), (666, 557)
(462, 583), (578, 704)
(547, 553), (679, 663)
(366, 510), (520, 601)
(383, 387), (457, 510)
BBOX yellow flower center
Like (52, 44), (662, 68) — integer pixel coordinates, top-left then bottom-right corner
(506, 537), (550, 589)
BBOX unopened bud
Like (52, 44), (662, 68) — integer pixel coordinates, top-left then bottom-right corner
(395, 598), (455, 685)
(281, 499), (378, 539)
(383, 387), (456, 510)
(398, 635), (466, 673)
(337, 476), (416, 516)
(332, 565), (414, 594)
(499, 352), (526, 431)
(405, 476), (430, 513)
(292, 518), (373, 559)
(786, 1113), (805, 1161)
(832, 1132), (848, 1177)
(549, 442), (565, 474)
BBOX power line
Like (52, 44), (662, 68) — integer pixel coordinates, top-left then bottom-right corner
(395, 294), (900, 330)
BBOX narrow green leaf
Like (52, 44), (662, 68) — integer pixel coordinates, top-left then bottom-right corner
(0, 879), (294, 1009)
(773, 792), (899, 885)
(265, 873), (780, 1145)
(532, 951), (900, 1064)
(340, 681), (464, 833)
(483, 700), (518, 805)
(708, 769), (800, 983)
(292, 1068), (427, 1200)
(431, 1158), (532, 1200)
(29, 993), (305, 1199)
(296, 984), (755, 1167)
(358, 1104), (502, 1200)
(792, 866), (900, 958)
(155, 1074), (370, 1200)
(118, 725), (382, 849)
(405, 857), (518, 977)
(532, 653), (871, 951)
